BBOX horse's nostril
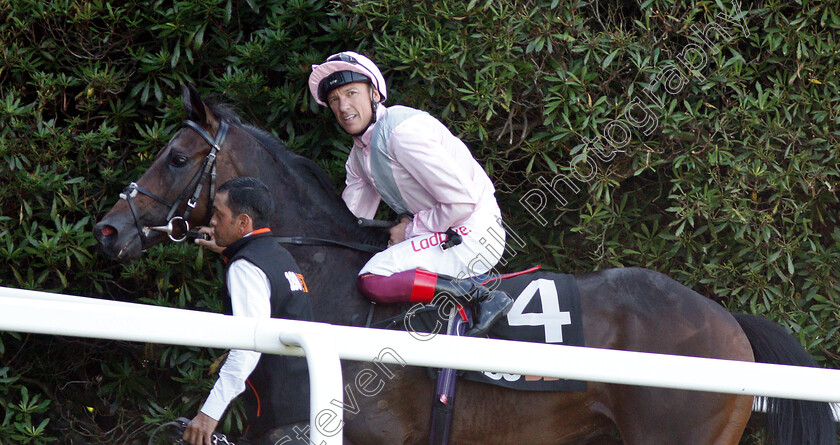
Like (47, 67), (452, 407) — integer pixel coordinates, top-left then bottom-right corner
(100, 225), (117, 238)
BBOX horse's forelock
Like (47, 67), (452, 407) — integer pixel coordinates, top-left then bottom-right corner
(183, 93), (244, 125)
(206, 102), (243, 125)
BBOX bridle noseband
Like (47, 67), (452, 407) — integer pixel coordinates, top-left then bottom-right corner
(119, 120), (229, 249)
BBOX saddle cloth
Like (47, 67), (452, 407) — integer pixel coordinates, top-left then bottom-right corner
(466, 269), (586, 391)
(406, 268), (586, 392)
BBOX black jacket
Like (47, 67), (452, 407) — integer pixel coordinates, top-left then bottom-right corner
(222, 230), (313, 438)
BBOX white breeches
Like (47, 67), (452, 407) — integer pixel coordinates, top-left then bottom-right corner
(359, 212), (506, 279)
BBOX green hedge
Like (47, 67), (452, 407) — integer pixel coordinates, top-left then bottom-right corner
(1, 0), (837, 442)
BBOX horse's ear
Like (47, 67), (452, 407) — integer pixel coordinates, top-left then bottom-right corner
(181, 84), (221, 134)
(182, 83), (207, 123)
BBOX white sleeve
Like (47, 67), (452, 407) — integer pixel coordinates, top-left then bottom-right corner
(200, 259), (271, 420)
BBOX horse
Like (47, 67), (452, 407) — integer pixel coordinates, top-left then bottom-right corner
(93, 85), (836, 444)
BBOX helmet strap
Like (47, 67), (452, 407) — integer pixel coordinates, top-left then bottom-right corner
(370, 100), (379, 125)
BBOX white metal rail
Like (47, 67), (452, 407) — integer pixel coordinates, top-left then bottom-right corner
(1, 287), (839, 444)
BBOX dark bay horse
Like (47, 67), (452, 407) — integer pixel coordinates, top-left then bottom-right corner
(94, 85), (836, 444)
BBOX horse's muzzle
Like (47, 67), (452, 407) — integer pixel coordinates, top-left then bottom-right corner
(93, 219), (144, 260)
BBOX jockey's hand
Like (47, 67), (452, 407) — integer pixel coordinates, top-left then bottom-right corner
(194, 226), (224, 254)
(388, 216), (411, 246)
(183, 411), (218, 445)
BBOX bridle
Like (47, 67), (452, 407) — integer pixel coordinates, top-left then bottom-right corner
(118, 117), (386, 254)
(119, 120), (229, 249)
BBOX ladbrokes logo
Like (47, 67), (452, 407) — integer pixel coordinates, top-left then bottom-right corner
(410, 226), (471, 252)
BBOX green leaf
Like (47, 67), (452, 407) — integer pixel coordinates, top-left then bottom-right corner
(602, 49), (619, 69)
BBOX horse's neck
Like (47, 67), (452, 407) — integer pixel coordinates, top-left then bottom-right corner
(270, 181), (388, 326)
(270, 181), (381, 243)
(288, 243), (378, 326)
(234, 143), (388, 326)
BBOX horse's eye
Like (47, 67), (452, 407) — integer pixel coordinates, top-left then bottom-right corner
(169, 154), (189, 168)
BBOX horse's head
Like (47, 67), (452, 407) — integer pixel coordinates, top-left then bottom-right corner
(94, 84), (235, 260)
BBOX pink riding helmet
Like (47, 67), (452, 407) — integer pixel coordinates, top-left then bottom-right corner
(309, 51), (388, 106)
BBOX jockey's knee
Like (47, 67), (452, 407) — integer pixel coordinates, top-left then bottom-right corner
(357, 273), (411, 304)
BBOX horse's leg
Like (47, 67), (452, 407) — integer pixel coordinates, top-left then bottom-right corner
(713, 394), (754, 444)
(446, 381), (621, 444)
(345, 363), (623, 444)
(576, 268), (757, 445)
(608, 386), (753, 444)
(342, 365), (434, 445)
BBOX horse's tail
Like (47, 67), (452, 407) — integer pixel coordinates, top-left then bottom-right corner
(732, 312), (837, 445)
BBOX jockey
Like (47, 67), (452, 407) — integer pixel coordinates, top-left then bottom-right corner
(308, 51), (513, 337)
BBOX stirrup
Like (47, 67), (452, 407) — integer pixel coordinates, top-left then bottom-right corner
(464, 290), (513, 337)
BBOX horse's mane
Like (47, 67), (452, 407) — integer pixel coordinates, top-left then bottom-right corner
(205, 102), (342, 199)
(205, 102), (386, 247)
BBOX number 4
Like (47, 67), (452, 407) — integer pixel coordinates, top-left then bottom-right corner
(506, 279), (571, 343)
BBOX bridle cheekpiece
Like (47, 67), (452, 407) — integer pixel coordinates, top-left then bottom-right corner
(119, 120), (230, 248)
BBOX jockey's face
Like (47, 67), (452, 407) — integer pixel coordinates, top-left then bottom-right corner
(327, 82), (380, 136)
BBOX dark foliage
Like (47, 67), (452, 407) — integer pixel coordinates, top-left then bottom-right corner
(1, 0), (837, 442)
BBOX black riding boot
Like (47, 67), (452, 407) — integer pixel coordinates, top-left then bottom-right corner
(432, 275), (514, 337)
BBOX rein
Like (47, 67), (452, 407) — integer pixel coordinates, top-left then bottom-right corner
(276, 236), (384, 254)
(274, 217), (396, 253)
(119, 120), (229, 249)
